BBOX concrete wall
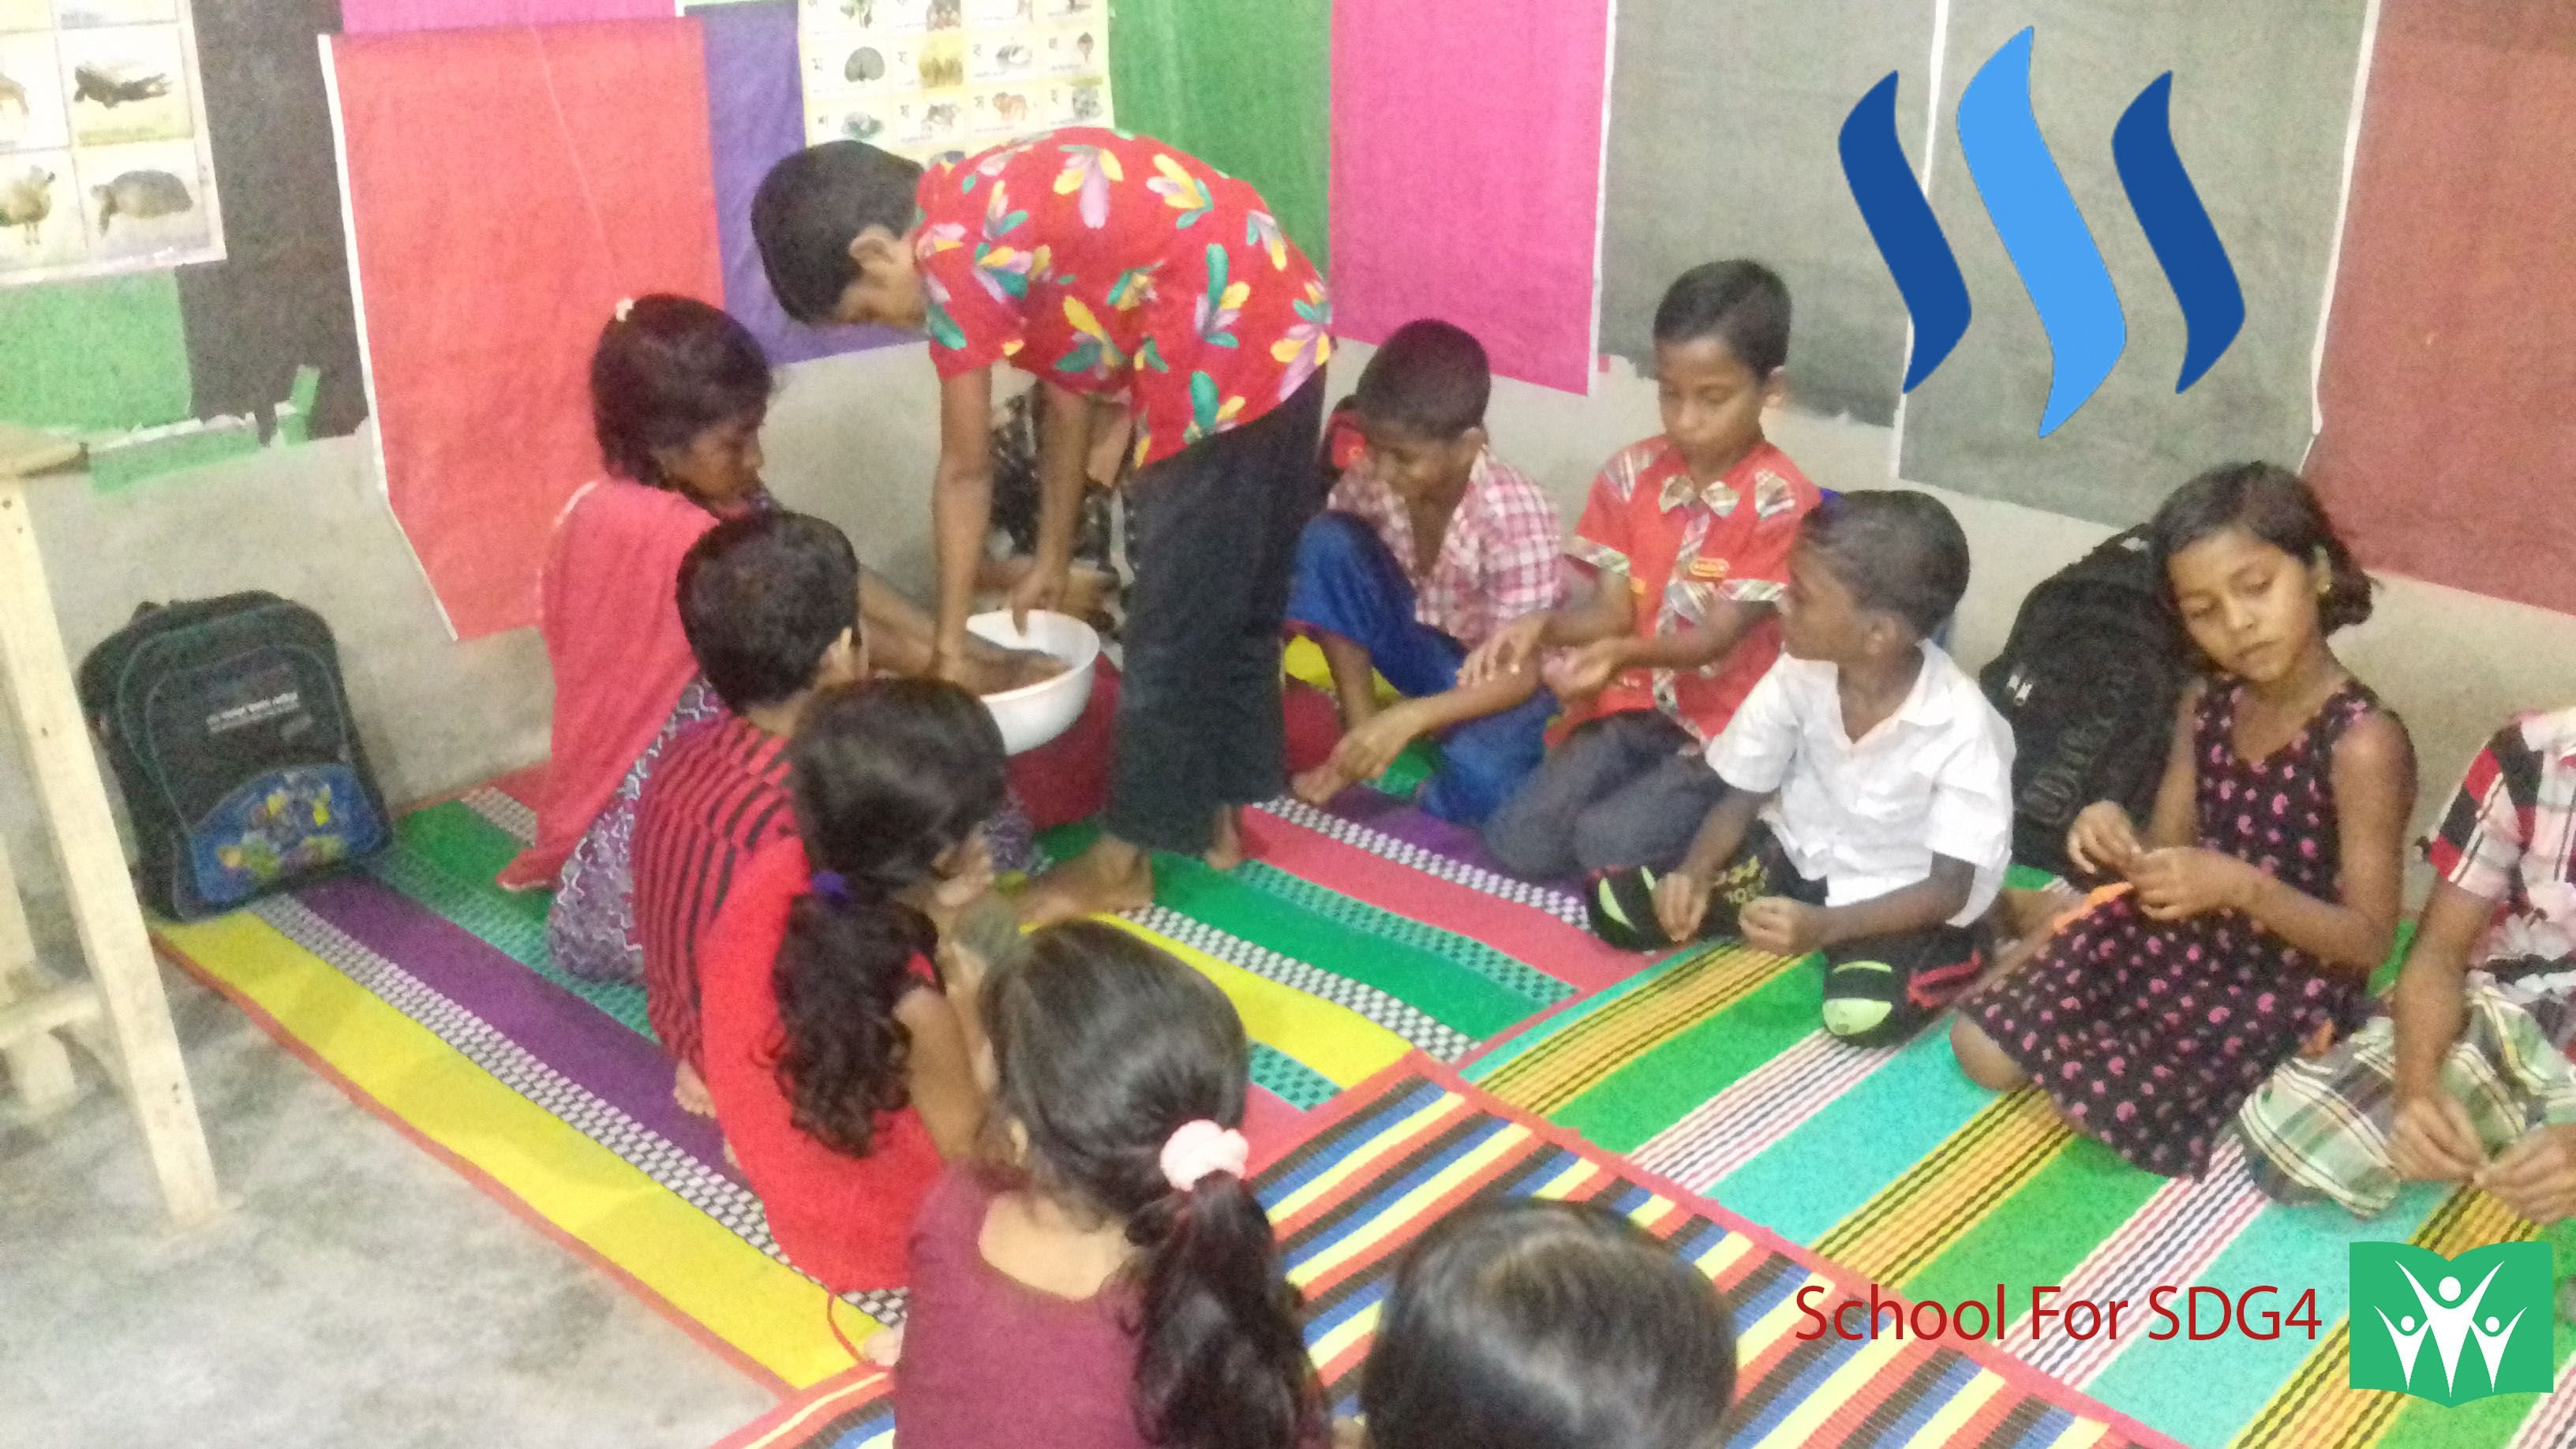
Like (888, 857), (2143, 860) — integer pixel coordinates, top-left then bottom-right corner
(8, 336), (2571, 955)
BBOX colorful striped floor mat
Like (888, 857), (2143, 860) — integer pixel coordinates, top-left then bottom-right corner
(148, 776), (1634, 1395)
(713, 1058), (2176, 1449)
(1464, 940), (2576, 1447)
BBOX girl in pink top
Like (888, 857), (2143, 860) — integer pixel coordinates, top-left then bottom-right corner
(896, 922), (1323, 1449)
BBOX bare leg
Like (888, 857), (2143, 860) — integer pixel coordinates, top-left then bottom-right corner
(1204, 805), (1245, 871)
(673, 1059), (713, 1117)
(1949, 1014), (2030, 1091)
(1016, 831), (1155, 927)
(1293, 631), (1380, 805)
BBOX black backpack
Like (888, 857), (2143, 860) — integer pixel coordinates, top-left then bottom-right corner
(1978, 530), (2191, 880)
(77, 593), (391, 920)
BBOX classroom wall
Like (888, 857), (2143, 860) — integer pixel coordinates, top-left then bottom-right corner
(8, 337), (2570, 954)
(1330, 339), (2576, 858)
(0, 341), (943, 957)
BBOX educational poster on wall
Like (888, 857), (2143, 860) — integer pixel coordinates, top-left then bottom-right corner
(0, 0), (223, 286)
(799, 0), (1110, 163)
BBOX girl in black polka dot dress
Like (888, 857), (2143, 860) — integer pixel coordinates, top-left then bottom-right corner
(1952, 464), (2416, 1177)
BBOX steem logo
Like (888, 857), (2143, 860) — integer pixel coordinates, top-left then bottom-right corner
(1839, 27), (2244, 436)
(2348, 1242), (2553, 1405)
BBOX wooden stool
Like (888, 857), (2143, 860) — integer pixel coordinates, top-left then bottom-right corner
(0, 421), (219, 1227)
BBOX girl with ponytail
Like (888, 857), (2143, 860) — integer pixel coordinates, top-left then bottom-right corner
(896, 922), (1323, 1449)
(698, 679), (1006, 1299)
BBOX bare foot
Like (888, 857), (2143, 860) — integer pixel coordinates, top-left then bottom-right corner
(861, 1324), (906, 1367)
(673, 1061), (714, 1118)
(1292, 758), (1354, 807)
(1017, 836), (1154, 927)
(1204, 806), (1246, 871)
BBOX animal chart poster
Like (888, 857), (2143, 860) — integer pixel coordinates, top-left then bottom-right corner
(0, 0), (223, 285)
(799, 0), (1110, 163)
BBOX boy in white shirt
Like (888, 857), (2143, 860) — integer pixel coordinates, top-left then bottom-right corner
(1588, 492), (2015, 1047)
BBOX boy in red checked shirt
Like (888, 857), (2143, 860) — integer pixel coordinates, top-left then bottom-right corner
(1469, 262), (1820, 880)
(754, 129), (1332, 924)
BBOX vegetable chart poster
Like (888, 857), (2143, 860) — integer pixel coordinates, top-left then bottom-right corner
(0, 0), (223, 285)
(799, 0), (1109, 162)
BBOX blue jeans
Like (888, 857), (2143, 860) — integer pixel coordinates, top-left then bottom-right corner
(1284, 512), (1554, 825)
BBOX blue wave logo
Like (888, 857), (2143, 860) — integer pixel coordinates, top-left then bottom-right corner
(1840, 28), (2243, 436)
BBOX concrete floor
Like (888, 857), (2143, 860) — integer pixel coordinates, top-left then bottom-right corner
(0, 965), (776, 1449)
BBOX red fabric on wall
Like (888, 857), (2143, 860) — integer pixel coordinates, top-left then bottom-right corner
(331, 21), (725, 640)
(2308, 0), (2576, 615)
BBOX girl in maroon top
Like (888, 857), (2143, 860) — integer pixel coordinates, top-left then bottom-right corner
(896, 922), (1322, 1449)
(698, 680), (1004, 1297)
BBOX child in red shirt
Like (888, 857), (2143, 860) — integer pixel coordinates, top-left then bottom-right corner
(895, 922), (1322, 1449)
(697, 680), (1002, 1297)
(633, 511), (867, 1115)
(1470, 261), (1819, 879)
(755, 128), (1332, 925)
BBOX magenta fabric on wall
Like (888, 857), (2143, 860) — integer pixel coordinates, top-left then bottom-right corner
(342, 0), (675, 35)
(1327, 0), (1609, 393)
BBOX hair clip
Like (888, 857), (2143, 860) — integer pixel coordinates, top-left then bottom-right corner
(810, 871), (853, 906)
(613, 297), (636, 323)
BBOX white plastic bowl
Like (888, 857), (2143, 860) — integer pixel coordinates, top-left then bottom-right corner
(965, 609), (1102, 755)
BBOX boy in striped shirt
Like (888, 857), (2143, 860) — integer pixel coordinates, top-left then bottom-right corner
(634, 511), (867, 1114)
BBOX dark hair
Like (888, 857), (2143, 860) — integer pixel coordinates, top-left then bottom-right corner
(1359, 1198), (1736, 1449)
(751, 140), (927, 324)
(1796, 490), (1971, 638)
(773, 680), (1007, 1157)
(591, 295), (773, 488)
(677, 511), (863, 713)
(1651, 260), (1791, 377)
(983, 922), (1320, 1449)
(1354, 320), (1491, 440)
(2149, 461), (2373, 632)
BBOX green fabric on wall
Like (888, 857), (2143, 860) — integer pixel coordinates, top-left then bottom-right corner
(0, 275), (195, 432)
(1109, 0), (1331, 270)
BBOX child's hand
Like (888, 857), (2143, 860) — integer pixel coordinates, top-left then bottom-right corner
(1654, 867), (1712, 942)
(2128, 847), (2256, 921)
(1331, 707), (1420, 786)
(2388, 1091), (2487, 1183)
(2066, 802), (2144, 877)
(1460, 615), (1548, 687)
(1739, 896), (1825, 958)
(2477, 1123), (2576, 1224)
(928, 833), (997, 922)
(1542, 639), (1625, 704)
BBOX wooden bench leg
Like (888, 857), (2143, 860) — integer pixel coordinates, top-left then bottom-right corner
(0, 829), (80, 1117)
(0, 483), (219, 1226)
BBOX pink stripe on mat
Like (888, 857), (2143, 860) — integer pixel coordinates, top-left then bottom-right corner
(1240, 807), (1636, 995)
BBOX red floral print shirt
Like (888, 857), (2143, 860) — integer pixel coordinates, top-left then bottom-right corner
(912, 126), (1332, 471)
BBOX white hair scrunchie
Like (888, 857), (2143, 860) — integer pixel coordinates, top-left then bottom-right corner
(614, 297), (636, 323)
(1159, 1118), (1250, 1193)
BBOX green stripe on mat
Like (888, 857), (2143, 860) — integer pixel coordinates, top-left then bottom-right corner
(1248, 1046), (1336, 1111)
(1548, 966), (1825, 1156)
(1230, 861), (1571, 1007)
(1897, 1136), (2162, 1309)
(369, 801), (653, 1035)
(1462, 942), (1698, 1082)
(1037, 822), (1553, 1040)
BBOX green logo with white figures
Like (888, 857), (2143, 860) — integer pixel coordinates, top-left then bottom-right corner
(2347, 1243), (2553, 1404)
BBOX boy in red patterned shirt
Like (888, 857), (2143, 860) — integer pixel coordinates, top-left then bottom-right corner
(632, 511), (866, 1114)
(756, 128), (1331, 923)
(1470, 262), (1820, 879)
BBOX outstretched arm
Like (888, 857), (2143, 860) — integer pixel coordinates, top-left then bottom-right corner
(928, 365), (998, 680)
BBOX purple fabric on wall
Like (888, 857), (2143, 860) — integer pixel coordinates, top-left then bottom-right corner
(695, 0), (908, 365)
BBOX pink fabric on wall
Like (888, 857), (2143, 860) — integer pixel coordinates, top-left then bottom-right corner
(1327, 0), (1610, 394)
(331, 21), (724, 639)
(342, 0), (675, 36)
(2308, 0), (2576, 615)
